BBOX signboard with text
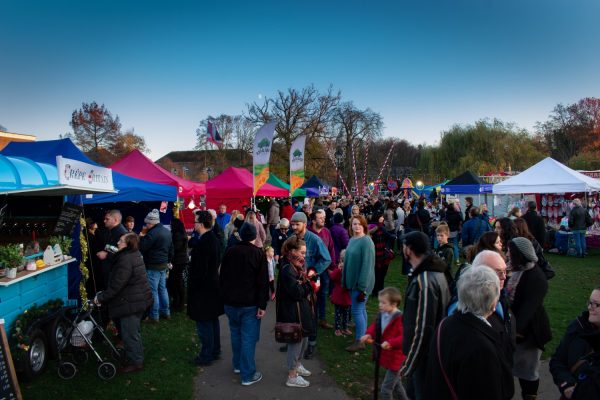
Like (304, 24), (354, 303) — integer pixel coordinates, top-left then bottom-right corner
(57, 156), (114, 192)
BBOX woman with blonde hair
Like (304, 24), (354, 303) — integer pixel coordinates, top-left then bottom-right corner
(245, 209), (267, 248)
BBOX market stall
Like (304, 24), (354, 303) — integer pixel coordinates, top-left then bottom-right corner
(204, 167), (289, 211)
(0, 154), (115, 380)
(299, 175), (329, 198)
(493, 157), (600, 250)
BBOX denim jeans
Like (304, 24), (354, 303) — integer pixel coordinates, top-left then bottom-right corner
(224, 305), (261, 382)
(146, 269), (170, 320)
(351, 289), (368, 340)
(316, 270), (330, 321)
(196, 319), (221, 363)
(573, 230), (587, 257)
(450, 234), (459, 260)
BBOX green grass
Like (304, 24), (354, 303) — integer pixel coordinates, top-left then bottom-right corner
(21, 312), (199, 400)
(317, 249), (600, 400)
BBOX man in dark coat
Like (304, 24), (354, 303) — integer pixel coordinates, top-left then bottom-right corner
(523, 201), (546, 248)
(187, 210), (223, 366)
(220, 222), (269, 386)
(424, 267), (513, 400)
(96, 209), (128, 290)
(569, 198), (589, 258)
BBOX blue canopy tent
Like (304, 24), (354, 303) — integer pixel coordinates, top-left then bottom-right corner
(2, 139), (177, 203)
(440, 171), (493, 195)
(2, 139), (177, 300)
(300, 175), (329, 198)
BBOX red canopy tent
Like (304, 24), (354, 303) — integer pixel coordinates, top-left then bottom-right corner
(109, 149), (205, 197)
(205, 167), (289, 211)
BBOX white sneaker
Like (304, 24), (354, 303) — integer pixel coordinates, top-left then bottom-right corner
(286, 375), (310, 387)
(296, 364), (311, 377)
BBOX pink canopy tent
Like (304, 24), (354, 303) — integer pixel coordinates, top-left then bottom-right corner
(109, 149), (206, 197)
(205, 167), (289, 211)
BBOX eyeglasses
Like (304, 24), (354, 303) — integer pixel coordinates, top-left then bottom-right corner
(495, 270), (507, 279)
(588, 300), (600, 310)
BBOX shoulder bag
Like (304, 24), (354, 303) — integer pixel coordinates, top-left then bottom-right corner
(274, 267), (303, 343)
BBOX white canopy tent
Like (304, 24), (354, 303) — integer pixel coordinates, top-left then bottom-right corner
(493, 157), (600, 194)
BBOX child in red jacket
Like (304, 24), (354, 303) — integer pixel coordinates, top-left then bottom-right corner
(329, 249), (352, 336)
(360, 287), (408, 400)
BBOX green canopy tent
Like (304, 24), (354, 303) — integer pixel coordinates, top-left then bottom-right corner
(266, 173), (306, 197)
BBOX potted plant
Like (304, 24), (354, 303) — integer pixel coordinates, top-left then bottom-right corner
(46, 236), (72, 257)
(0, 244), (25, 279)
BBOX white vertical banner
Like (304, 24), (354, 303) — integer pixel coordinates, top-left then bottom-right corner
(252, 122), (277, 196)
(289, 135), (306, 196)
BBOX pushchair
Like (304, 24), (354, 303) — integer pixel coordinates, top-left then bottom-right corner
(56, 300), (124, 380)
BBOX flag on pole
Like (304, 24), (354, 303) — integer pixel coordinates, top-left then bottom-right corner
(289, 135), (306, 196)
(206, 121), (223, 148)
(252, 122), (276, 196)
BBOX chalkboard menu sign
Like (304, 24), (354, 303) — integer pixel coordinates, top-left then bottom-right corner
(0, 320), (22, 400)
(53, 202), (83, 235)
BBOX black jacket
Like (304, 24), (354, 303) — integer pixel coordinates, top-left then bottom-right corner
(97, 249), (153, 319)
(569, 205), (588, 231)
(523, 210), (546, 248)
(276, 262), (316, 336)
(509, 265), (552, 349)
(424, 312), (513, 400)
(550, 311), (600, 390)
(171, 227), (189, 265)
(139, 223), (174, 269)
(187, 230), (223, 321)
(443, 208), (463, 233)
(401, 253), (451, 377)
(220, 242), (269, 310)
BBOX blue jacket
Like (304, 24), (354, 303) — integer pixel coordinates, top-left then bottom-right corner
(298, 229), (331, 274)
(216, 213), (231, 231)
(461, 215), (491, 247)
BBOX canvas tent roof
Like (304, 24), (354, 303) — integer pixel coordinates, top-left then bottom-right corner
(2, 139), (177, 203)
(205, 167), (289, 210)
(493, 157), (600, 194)
(441, 170), (493, 194)
(110, 149), (205, 196)
(0, 154), (115, 196)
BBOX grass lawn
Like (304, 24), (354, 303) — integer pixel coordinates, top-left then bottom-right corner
(317, 248), (600, 400)
(20, 248), (600, 400)
(21, 312), (199, 400)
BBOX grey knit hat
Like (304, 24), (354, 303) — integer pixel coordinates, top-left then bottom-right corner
(290, 212), (308, 223)
(510, 237), (538, 263)
(144, 209), (160, 224)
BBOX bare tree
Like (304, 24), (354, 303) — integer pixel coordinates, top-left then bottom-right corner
(331, 101), (383, 187)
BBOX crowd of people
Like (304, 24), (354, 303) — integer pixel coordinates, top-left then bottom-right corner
(82, 193), (599, 399)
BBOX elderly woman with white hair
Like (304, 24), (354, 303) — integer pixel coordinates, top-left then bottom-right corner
(424, 267), (513, 400)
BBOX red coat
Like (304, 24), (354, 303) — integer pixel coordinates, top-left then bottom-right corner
(329, 268), (351, 306)
(281, 204), (295, 222)
(365, 312), (406, 371)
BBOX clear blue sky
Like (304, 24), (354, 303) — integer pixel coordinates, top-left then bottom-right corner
(1, 0), (599, 159)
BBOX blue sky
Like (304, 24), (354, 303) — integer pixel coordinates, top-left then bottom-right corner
(1, 0), (599, 159)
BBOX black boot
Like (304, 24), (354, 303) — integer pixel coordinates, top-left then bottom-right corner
(519, 378), (539, 400)
(303, 344), (315, 359)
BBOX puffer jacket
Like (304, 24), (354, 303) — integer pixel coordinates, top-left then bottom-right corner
(139, 223), (174, 269)
(400, 253), (451, 378)
(97, 249), (153, 319)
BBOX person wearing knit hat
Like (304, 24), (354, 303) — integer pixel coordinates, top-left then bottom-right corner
(144, 209), (160, 225)
(291, 212), (308, 224)
(276, 218), (290, 229)
(509, 237), (538, 263)
(139, 207), (174, 323)
(239, 222), (257, 242)
(506, 236), (551, 400)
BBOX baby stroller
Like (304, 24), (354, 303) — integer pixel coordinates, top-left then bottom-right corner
(56, 300), (124, 380)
